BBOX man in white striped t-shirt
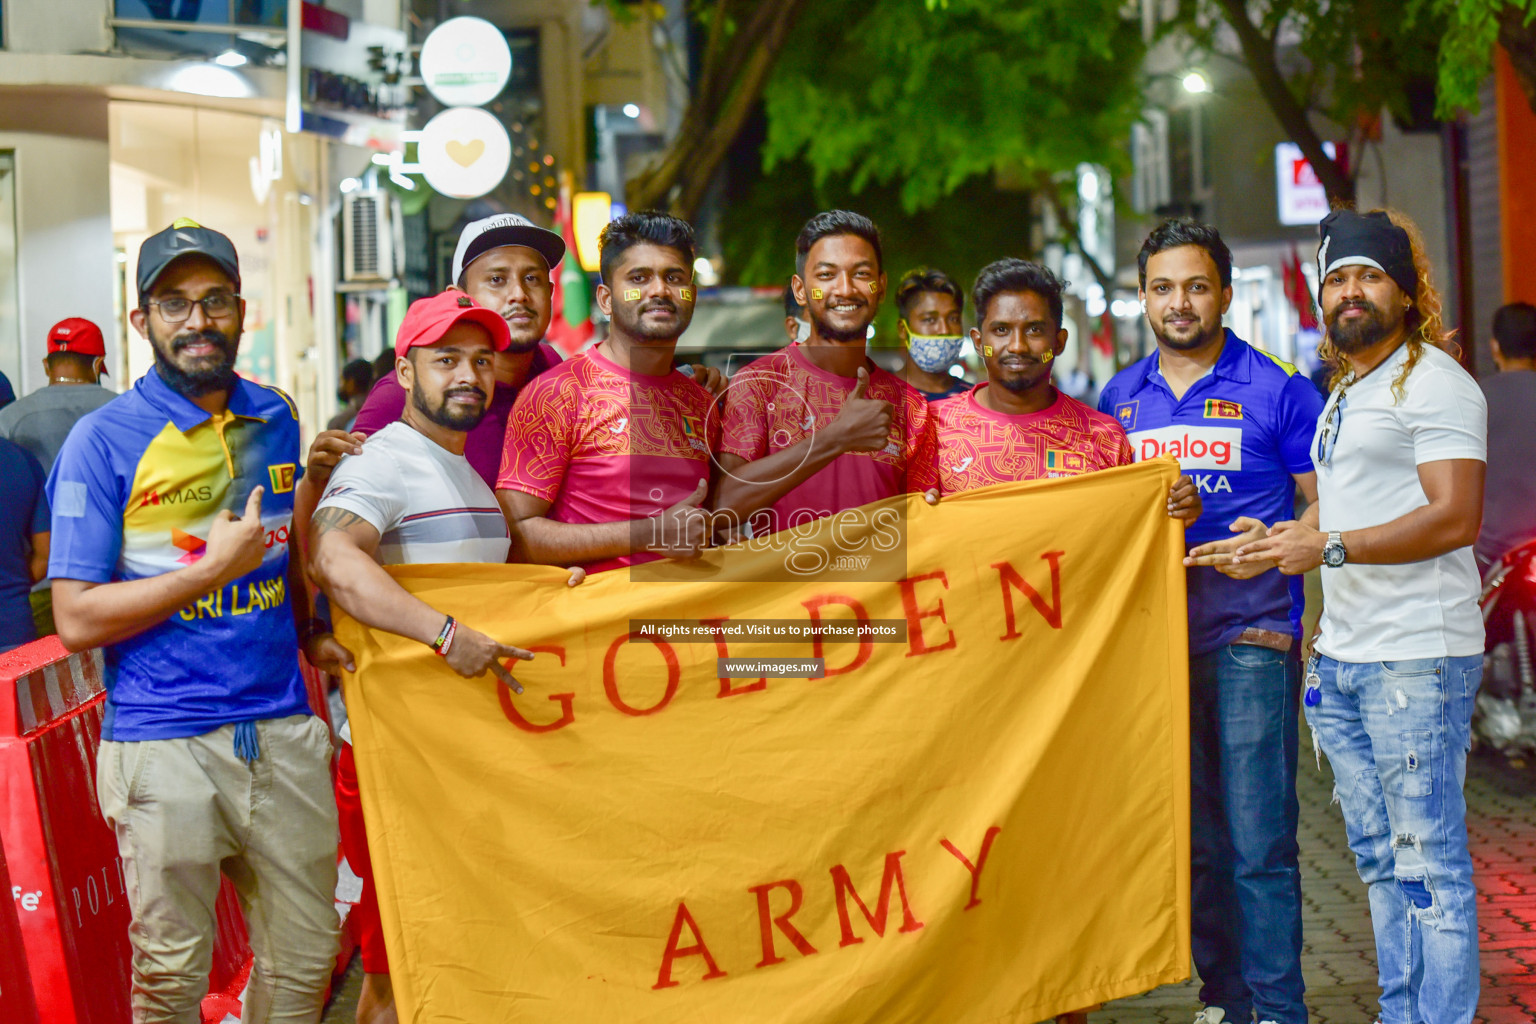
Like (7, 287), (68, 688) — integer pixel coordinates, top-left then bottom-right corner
(306, 290), (580, 1024)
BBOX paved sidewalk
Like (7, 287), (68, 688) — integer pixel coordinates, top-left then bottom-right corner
(1096, 751), (1536, 1024)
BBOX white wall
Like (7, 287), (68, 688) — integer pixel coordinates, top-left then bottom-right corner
(3, 2), (111, 54)
(0, 95), (117, 396)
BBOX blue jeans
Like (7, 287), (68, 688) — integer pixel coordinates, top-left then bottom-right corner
(1190, 643), (1307, 1024)
(1305, 654), (1482, 1024)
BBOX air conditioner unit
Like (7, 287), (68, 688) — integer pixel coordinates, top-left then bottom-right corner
(343, 191), (394, 282)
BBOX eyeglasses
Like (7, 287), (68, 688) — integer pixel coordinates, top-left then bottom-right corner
(147, 293), (240, 323)
(1315, 390), (1347, 468)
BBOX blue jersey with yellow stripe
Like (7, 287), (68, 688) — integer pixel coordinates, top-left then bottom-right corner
(46, 367), (310, 741)
(1099, 331), (1325, 655)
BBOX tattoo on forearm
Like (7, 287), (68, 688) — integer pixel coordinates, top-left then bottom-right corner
(311, 506), (368, 537)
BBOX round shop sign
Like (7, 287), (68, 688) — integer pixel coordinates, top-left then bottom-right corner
(419, 16), (512, 107)
(417, 107), (512, 199)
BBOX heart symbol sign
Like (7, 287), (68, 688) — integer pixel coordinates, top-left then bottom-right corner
(446, 138), (485, 168)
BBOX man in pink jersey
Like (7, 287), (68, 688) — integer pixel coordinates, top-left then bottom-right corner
(714, 210), (937, 536)
(935, 258), (1201, 511)
(495, 211), (715, 573)
(936, 258), (1197, 1024)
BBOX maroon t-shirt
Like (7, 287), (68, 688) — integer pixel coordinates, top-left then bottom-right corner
(352, 342), (561, 487)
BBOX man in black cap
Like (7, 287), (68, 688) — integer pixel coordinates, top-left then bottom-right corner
(47, 219), (349, 1021)
(1238, 208), (1487, 1024)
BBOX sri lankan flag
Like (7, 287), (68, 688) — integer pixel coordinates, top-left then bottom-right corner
(1045, 449), (1087, 475)
(1203, 399), (1243, 419)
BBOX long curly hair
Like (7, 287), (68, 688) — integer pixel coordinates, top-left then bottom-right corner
(1316, 207), (1459, 403)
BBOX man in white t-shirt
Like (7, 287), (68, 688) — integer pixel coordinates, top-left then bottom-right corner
(1238, 209), (1487, 1024)
(306, 290), (564, 1024)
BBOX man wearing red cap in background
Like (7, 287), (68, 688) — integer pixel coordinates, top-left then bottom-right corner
(0, 317), (117, 636)
(0, 316), (115, 469)
(301, 291), (579, 1024)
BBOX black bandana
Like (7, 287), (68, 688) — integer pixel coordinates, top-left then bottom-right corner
(1316, 209), (1417, 298)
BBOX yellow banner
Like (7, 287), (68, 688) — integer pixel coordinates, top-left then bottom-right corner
(339, 459), (1191, 1024)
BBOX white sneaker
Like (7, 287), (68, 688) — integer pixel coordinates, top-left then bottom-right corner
(1192, 1010), (1226, 1024)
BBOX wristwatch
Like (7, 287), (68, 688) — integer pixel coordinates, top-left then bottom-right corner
(1322, 531), (1347, 568)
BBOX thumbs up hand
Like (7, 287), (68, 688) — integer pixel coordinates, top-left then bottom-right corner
(827, 367), (894, 453)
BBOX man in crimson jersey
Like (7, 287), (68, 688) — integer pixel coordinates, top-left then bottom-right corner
(934, 258), (1198, 1024)
(495, 211), (716, 573)
(714, 210), (937, 536)
(935, 258), (1200, 511)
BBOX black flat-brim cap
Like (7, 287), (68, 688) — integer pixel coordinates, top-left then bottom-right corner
(451, 213), (566, 284)
(137, 219), (241, 300)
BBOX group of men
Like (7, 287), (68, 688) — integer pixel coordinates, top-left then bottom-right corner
(22, 195), (1501, 1024)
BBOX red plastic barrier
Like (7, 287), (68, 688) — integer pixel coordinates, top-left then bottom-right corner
(0, 823), (41, 1024)
(0, 637), (352, 1024)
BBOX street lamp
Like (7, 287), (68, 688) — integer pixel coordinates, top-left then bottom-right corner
(1181, 70), (1211, 95)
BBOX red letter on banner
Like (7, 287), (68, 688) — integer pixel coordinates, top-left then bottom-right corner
(829, 851), (925, 947)
(940, 826), (1003, 909)
(897, 571), (957, 657)
(991, 552), (1064, 638)
(702, 617), (767, 698)
(603, 631), (681, 716)
(747, 879), (818, 967)
(652, 901), (728, 989)
(498, 645), (575, 733)
(801, 594), (873, 676)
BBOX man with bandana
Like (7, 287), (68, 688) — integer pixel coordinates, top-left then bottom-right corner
(1239, 208), (1487, 1024)
(894, 267), (971, 401)
(46, 220), (346, 1021)
(495, 211), (717, 573)
(1098, 220), (1323, 1024)
(715, 210), (937, 536)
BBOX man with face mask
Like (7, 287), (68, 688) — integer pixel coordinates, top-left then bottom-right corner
(46, 219), (346, 1021)
(783, 280), (810, 345)
(1238, 209), (1487, 1024)
(1098, 220), (1324, 1024)
(894, 267), (970, 401)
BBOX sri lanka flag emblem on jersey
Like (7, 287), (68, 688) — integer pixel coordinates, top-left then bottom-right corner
(1204, 399), (1243, 419)
(1045, 449), (1087, 476)
(681, 414), (708, 452)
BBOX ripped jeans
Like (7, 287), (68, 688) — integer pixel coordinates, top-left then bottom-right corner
(1305, 653), (1482, 1024)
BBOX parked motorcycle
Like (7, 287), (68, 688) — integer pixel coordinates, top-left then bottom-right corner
(1476, 538), (1536, 761)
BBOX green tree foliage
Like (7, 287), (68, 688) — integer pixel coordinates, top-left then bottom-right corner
(1415, 0), (1536, 115)
(759, 0), (1145, 214)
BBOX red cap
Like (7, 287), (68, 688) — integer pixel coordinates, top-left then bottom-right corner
(393, 291), (511, 358)
(47, 318), (107, 359)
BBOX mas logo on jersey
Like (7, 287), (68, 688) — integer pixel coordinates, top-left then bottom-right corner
(1045, 449), (1087, 476)
(1114, 402), (1138, 431)
(1203, 399), (1243, 420)
(1127, 425), (1243, 470)
(268, 463), (297, 493)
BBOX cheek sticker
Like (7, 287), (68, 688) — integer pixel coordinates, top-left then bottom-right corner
(811, 288), (824, 300)
(623, 289), (641, 301)
(982, 345), (994, 357)
(1041, 350), (1054, 363)
(868, 282), (879, 293)
(680, 287), (694, 301)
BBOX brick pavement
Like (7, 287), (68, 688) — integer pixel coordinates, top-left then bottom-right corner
(1096, 751), (1536, 1024)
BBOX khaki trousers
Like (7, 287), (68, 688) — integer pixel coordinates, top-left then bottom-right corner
(97, 714), (340, 1024)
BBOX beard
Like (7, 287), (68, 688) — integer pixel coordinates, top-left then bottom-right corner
(1326, 298), (1400, 353)
(410, 379), (487, 431)
(810, 305), (872, 344)
(151, 326), (240, 397)
(1150, 316), (1221, 353)
(993, 359), (1049, 393)
(613, 298), (693, 343)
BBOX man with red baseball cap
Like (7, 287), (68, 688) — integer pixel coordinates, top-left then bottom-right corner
(301, 291), (572, 1024)
(0, 317), (115, 471)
